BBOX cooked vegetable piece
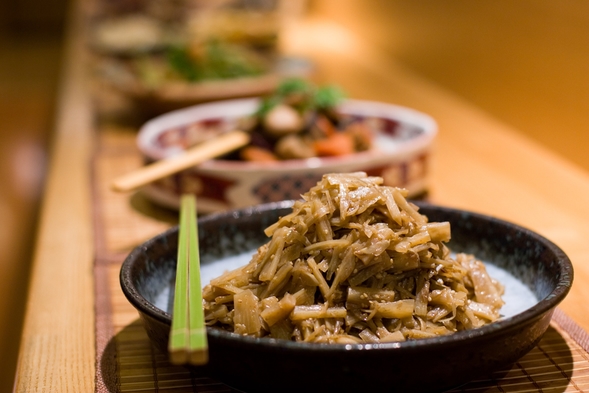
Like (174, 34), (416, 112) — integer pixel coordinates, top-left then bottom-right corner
(262, 104), (304, 136)
(313, 132), (356, 157)
(233, 289), (262, 336)
(239, 146), (277, 162)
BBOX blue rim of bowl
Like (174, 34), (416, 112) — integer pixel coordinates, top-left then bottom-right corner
(120, 201), (574, 354)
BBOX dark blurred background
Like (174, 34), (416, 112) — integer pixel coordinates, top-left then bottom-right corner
(0, 0), (67, 389)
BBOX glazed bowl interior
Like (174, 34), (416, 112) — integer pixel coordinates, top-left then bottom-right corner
(120, 200), (573, 393)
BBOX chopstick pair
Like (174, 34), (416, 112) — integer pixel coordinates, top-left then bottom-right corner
(168, 194), (208, 366)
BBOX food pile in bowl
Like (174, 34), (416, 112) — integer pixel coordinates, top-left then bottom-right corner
(227, 78), (372, 162)
(98, 38), (273, 89)
(89, 0), (310, 115)
(203, 172), (505, 342)
(137, 79), (438, 212)
(95, 35), (283, 106)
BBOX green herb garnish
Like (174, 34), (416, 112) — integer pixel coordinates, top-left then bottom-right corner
(313, 84), (346, 110)
(167, 46), (200, 82)
(256, 78), (346, 117)
(166, 41), (265, 83)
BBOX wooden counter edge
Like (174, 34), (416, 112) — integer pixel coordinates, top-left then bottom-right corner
(13, 0), (96, 391)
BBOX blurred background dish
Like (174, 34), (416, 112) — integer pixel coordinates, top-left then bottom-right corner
(95, 54), (311, 118)
(136, 96), (437, 212)
(88, 0), (312, 117)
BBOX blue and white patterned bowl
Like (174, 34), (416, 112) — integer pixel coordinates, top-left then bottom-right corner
(136, 98), (437, 212)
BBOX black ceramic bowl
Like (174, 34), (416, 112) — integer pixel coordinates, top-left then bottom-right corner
(120, 200), (573, 393)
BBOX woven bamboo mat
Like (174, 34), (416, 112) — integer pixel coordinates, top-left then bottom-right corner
(93, 124), (589, 393)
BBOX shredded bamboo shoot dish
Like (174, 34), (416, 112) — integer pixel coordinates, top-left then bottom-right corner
(202, 172), (504, 343)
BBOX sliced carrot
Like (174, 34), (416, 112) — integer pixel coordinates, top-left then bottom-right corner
(313, 132), (356, 157)
(240, 146), (279, 162)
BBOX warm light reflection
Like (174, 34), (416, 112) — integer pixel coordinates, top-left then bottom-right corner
(281, 17), (363, 58)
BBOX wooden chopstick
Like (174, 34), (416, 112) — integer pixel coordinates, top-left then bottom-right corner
(168, 194), (208, 365)
(111, 130), (250, 192)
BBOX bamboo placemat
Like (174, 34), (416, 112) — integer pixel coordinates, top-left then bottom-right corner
(93, 124), (589, 393)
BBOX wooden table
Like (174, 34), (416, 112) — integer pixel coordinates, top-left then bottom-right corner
(13, 3), (589, 392)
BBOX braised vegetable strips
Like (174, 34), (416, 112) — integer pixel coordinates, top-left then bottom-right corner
(202, 172), (504, 343)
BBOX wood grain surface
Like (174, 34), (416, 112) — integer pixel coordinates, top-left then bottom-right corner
(13, 1), (95, 391)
